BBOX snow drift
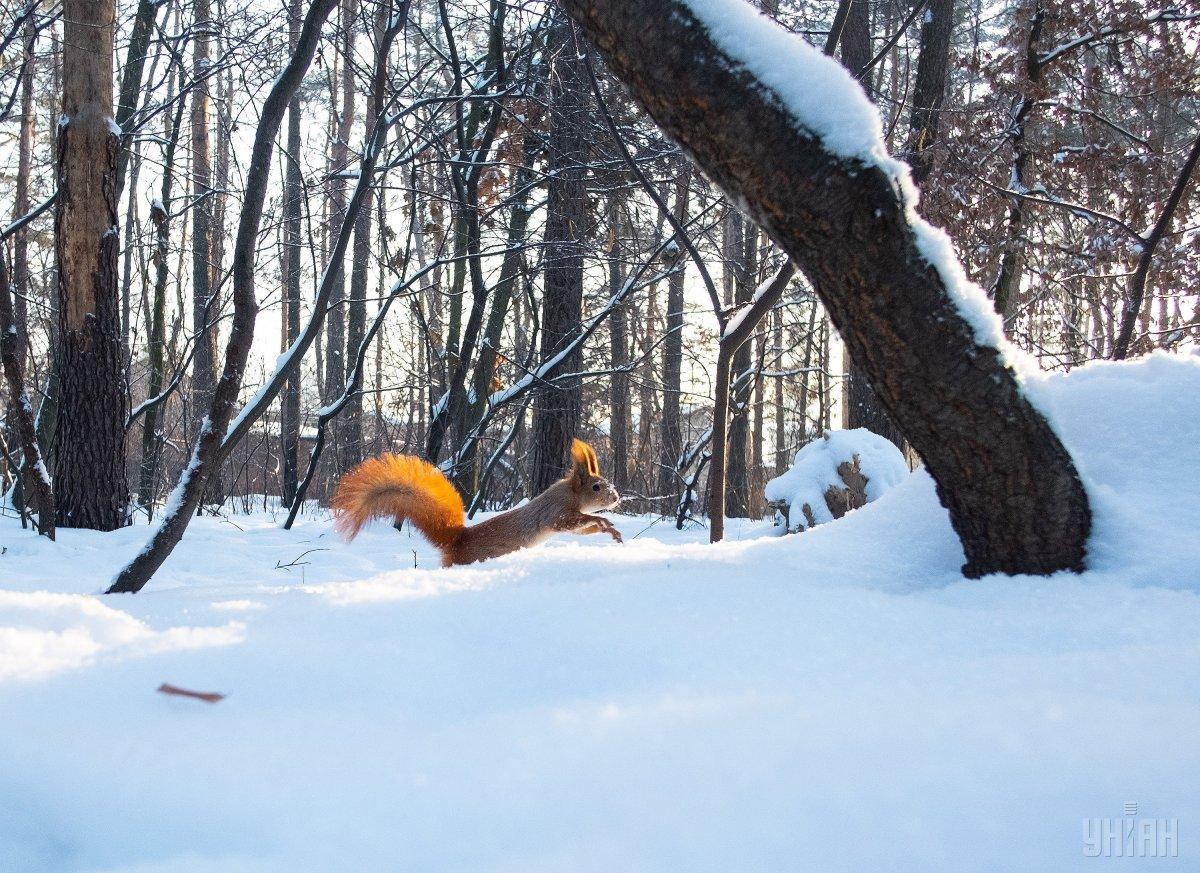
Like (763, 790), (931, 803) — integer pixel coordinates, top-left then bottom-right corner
(1, 353), (1198, 872)
(765, 428), (908, 530)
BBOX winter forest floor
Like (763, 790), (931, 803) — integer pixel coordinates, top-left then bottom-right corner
(2, 353), (1199, 872)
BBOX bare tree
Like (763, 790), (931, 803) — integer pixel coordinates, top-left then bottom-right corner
(191, 0), (218, 449)
(561, 0), (1090, 576)
(906, 0), (955, 186)
(54, 0), (128, 530)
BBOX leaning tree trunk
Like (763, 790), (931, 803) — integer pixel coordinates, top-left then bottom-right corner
(530, 14), (589, 493)
(54, 0), (128, 531)
(108, 0), (339, 594)
(561, 0), (1090, 576)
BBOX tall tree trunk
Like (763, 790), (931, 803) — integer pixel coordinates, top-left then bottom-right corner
(726, 220), (758, 517)
(906, 0), (954, 187)
(772, 304), (786, 475)
(191, 0), (217, 450)
(280, 0), (304, 507)
(324, 0), (356, 422)
(1, 255), (54, 537)
(115, 0), (161, 192)
(344, 0), (381, 475)
(658, 163), (690, 499)
(992, 2), (1044, 320)
(454, 145), (536, 496)
(54, 0), (128, 531)
(530, 14), (589, 493)
(562, 0), (1091, 576)
(109, 0), (339, 594)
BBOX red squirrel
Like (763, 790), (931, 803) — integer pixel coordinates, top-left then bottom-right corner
(331, 439), (622, 566)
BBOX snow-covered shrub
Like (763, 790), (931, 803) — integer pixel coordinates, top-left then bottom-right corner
(765, 429), (908, 532)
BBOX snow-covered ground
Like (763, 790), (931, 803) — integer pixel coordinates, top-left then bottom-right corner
(2, 353), (1199, 872)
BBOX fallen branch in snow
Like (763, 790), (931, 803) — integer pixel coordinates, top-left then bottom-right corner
(157, 683), (225, 704)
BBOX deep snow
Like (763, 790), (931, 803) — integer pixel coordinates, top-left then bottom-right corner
(2, 353), (1199, 871)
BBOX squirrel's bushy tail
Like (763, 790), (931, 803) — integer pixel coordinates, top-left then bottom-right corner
(331, 454), (465, 556)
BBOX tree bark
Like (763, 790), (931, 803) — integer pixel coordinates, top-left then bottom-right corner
(530, 13), (589, 494)
(562, 0), (1090, 576)
(607, 197), (630, 494)
(709, 262), (795, 541)
(55, 0), (128, 531)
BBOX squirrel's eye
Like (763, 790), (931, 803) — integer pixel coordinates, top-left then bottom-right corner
(592, 483), (601, 491)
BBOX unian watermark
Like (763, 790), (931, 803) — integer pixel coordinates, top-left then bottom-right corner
(1084, 802), (1179, 858)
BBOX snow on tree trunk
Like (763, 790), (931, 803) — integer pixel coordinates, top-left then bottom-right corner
(561, 0), (1091, 576)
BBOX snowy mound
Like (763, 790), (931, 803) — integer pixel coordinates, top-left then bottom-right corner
(1, 353), (1198, 871)
(765, 428), (908, 530)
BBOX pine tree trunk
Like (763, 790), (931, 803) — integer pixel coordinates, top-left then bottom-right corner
(530, 14), (589, 493)
(658, 163), (690, 499)
(55, 0), (128, 530)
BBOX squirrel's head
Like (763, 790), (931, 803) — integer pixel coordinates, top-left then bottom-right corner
(569, 438), (621, 512)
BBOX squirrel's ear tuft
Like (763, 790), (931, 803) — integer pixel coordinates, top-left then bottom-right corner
(572, 438), (599, 477)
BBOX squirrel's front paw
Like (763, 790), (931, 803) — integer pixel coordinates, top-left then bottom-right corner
(607, 525), (624, 543)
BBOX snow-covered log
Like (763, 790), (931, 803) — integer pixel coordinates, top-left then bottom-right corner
(560, 0), (1091, 576)
(765, 429), (907, 533)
